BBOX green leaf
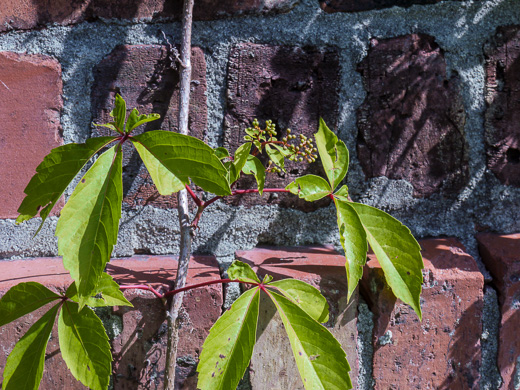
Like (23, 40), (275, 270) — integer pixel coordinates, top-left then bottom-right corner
(230, 143), (252, 183)
(265, 144), (285, 172)
(262, 274), (273, 284)
(214, 147), (230, 160)
(65, 273), (132, 308)
(0, 282), (60, 327)
(56, 145), (123, 308)
(2, 303), (60, 390)
(245, 127), (259, 138)
(242, 155), (265, 196)
(16, 136), (117, 234)
(268, 279), (329, 323)
(334, 198), (368, 301)
(93, 123), (118, 133)
(286, 175), (331, 202)
(227, 260), (261, 284)
(58, 301), (111, 390)
(131, 131), (231, 196)
(197, 288), (260, 390)
(334, 184), (349, 199)
(273, 143), (292, 157)
(110, 94), (126, 133)
(349, 202), (423, 319)
(125, 108), (160, 134)
(267, 290), (352, 390)
(314, 118), (349, 191)
(133, 140), (185, 196)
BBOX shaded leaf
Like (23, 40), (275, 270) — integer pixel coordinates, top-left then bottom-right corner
(197, 288), (260, 390)
(350, 202), (423, 319)
(314, 118), (349, 191)
(229, 143), (252, 183)
(242, 155), (265, 195)
(109, 93), (126, 133)
(334, 198), (368, 301)
(286, 175), (331, 202)
(131, 131), (231, 196)
(16, 136), (117, 234)
(268, 279), (329, 323)
(214, 147), (230, 160)
(268, 290), (352, 390)
(0, 282), (60, 327)
(228, 260), (261, 284)
(265, 144), (285, 172)
(56, 145), (123, 308)
(126, 108), (160, 133)
(58, 301), (111, 390)
(65, 273), (132, 308)
(2, 303), (60, 390)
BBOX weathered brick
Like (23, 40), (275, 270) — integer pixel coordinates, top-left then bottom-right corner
(361, 238), (484, 389)
(0, 52), (63, 219)
(91, 45), (207, 209)
(0, 0), (297, 32)
(235, 246), (358, 389)
(0, 255), (223, 389)
(485, 26), (520, 187)
(319, 0), (464, 13)
(477, 233), (520, 389)
(356, 34), (468, 198)
(224, 43), (340, 211)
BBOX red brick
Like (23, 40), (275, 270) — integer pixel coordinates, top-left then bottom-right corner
(485, 26), (520, 187)
(356, 34), (468, 198)
(0, 52), (63, 219)
(0, 255), (223, 389)
(361, 238), (484, 389)
(235, 246), (358, 389)
(319, 0), (463, 13)
(91, 45), (207, 210)
(477, 233), (520, 389)
(224, 44), (340, 211)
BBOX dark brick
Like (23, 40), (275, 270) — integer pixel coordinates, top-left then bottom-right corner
(485, 26), (520, 187)
(91, 45), (207, 209)
(0, 52), (63, 219)
(361, 238), (484, 389)
(356, 34), (468, 198)
(236, 246), (359, 389)
(223, 43), (340, 211)
(477, 233), (520, 389)
(319, 0), (463, 13)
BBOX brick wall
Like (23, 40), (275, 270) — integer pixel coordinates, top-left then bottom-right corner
(0, 0), (519, 389)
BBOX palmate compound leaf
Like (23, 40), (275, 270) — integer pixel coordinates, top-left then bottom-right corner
(125, 108), (160, 134)
(197, 287), (260, 390)
(16, 136), (117, 234)
(131, 131), (231, 196)
(58, 301), (112, 390)
(227, 260), (261, 284)
(334, 197), (368, 301)
(55, 145), (123, 308)
(0, 282), (61, 327)
(349, 202), (424, 320)
(65, 273), (132, 308)
(2, 303), (60, 390)
(267, 290), (352, 390)
(314, 118), (349, 191)
(286, 174), (331, 202)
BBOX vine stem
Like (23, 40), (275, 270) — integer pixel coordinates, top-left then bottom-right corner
(164, 0), (194, 388)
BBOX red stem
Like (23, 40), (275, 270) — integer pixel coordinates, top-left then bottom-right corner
(119, 284), (163, 299)
(184, 184), (202, 207)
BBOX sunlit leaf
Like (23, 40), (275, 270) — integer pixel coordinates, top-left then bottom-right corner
(197, 288), (260, 390)
(286, 175), (331, 202)
(56, 145), (123, 308)
(265, 144), (285, 172)
(65, 273), (132, 308)
(126, 108), (160, 133)
(109, 93), (126, 133)
(242, 155), (265, 195)
(350, 202), (423, 319)
(334, 185), (349, 198)
(2, 303), (60, 390)
(229, 143), (252, 183)
(58, 301), (111, 390)
(214, 147), (230, 160)
(228, 260), (261, 284)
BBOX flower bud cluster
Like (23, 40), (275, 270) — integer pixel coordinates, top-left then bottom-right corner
(282, 129), (318, 163)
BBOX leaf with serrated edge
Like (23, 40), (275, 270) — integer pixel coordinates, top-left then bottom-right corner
(56, 145), (123, 308)
(59, 301), (111, 390)
(314, 118), (349, 191)
(16, 136), (117, 234)
(228, 260), (261, 284)
(133, 140), (185, 195)
(267, 290), (352, 390)
(126, 108), (160, 133)
(0, 282), (60, 327)
(230, 143), (252, 183)
(268, 279), (329, 323)
(350, 202), (423, 319)
(334, 198), (368, 301)
(2, 303), (60, 390)
(110, 94), (126, 133)
(265, 144), (285, 172)
(197, 288), (260, 390)
(242, 155), (265, 195)
(286, 174), (331, 202)
(131, 131), (231, 196)
(66, 273), (132, 308)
